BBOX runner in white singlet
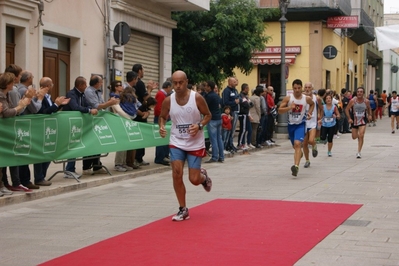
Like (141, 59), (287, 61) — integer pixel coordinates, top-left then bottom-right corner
(389, 91), (399, 134)
(302, 82), (323, 168)
(278, 79), (315, 177)
(159, 70), (212, 221)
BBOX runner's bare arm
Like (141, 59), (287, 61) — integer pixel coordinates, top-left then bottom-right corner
(278, 95), (291, 114)
(334, 105), (341, 120)
(159, 96), (171, 138)
(346, 99), (354, 123)
(317, 97), (323, 120)
(306, 96), (315, 117)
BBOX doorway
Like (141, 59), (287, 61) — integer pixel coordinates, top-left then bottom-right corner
(43, 34), (70, 100)
(259, 64), (282, 105)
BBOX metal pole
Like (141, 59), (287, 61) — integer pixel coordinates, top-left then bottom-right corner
(276, 1), (289, 134)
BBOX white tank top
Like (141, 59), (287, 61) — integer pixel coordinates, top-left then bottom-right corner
(391, 96), (399, 112)
(288, 93), (307, 125)
(169, 90), (205, 150)
(306, 94), (317, 129)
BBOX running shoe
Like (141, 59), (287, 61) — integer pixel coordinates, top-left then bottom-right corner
(201, 168), (212, 192)
(122, 165), (134, 171)
(392, 130), (395, 134)
(0, 187), (13, 195)
(312, 145), (318, 158)
(291, 165), (299, 177)
(7, 184), (33, 193)
(266, 140), (275, 146)
(356, 153), (361, 159)
(304, 161), (310, 168)
(397, 124), (399, 130)
(328, 151), (332, 157)
(172, 207), (190, 221)
(114, 165), (128, 172)
(64, 171), (82, 179)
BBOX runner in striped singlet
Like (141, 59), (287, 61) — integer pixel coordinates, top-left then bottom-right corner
(345, 87), (372, 159)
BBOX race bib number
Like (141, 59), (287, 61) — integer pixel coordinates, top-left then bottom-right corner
(324, 117), (334, 123)
(291, 104), (303, 120)
(175, 124), (191, 138)
(355, 111), (364, 117)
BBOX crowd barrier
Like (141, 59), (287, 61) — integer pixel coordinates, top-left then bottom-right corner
(0, 111), (171, 167)
(0, 111), (208, 168)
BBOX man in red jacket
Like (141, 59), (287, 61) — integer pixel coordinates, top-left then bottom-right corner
(265, 86), (276, 146)
(154, 80), (173, 165)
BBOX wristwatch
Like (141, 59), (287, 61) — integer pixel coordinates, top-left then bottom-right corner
(197, 123), (203, 130)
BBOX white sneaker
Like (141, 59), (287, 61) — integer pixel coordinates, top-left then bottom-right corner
(114, 165), (128, 172)
(356, 153), (361, 159)
(64, 171), (82, 179)
(266, 140), (275, 146)
(0, 187), (13, 195)
(248, 144), (256, 149)
(122, 165), (133, 171)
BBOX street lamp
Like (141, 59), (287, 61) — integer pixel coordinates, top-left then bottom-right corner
(276, 0), (290, 134)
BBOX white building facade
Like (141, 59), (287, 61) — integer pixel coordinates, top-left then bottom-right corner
(0, 0), (209, 99)
(382, 13), (399, 94)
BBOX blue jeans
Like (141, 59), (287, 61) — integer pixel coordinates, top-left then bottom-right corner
(258, 115), (267, 144)
(34, 162), (51, 183)
(66, 160), (76, 172)
(222, 128), (231, 150)
(208, 119), (224, 161)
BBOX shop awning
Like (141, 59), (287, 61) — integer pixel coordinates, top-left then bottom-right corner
(251, 54), (297, 65)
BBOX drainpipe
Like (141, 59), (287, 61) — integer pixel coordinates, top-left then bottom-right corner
(105, 0), (111, 101)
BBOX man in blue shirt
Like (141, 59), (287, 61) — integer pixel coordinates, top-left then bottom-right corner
(221, 77), (239, 152)
(204, 81), (224, 163)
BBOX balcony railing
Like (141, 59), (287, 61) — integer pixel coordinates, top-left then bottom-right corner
(259, 0), (352, 21)
(288, 0), (351, 15)
(349, 8), (375, 45)
(260, 0), (350, 14)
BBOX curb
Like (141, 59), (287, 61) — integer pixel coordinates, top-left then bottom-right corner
(0, 144), (282, 208)
(0, 166), (171, 207)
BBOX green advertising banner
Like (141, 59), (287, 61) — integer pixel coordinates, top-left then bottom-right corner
(0, 111), (211, 167)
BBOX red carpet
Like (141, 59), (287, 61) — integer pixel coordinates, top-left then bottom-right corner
(40, 199), (361, 266)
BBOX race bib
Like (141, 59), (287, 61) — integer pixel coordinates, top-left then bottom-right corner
(324, 117), (334, 123)
(355, 111), (364, 117)
(174, 124), (191, 139)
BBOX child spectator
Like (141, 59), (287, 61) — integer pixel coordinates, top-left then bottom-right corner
(221, 105), (233, 152)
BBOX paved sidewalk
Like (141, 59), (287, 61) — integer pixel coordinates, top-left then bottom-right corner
(1, 117), (399, 265)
